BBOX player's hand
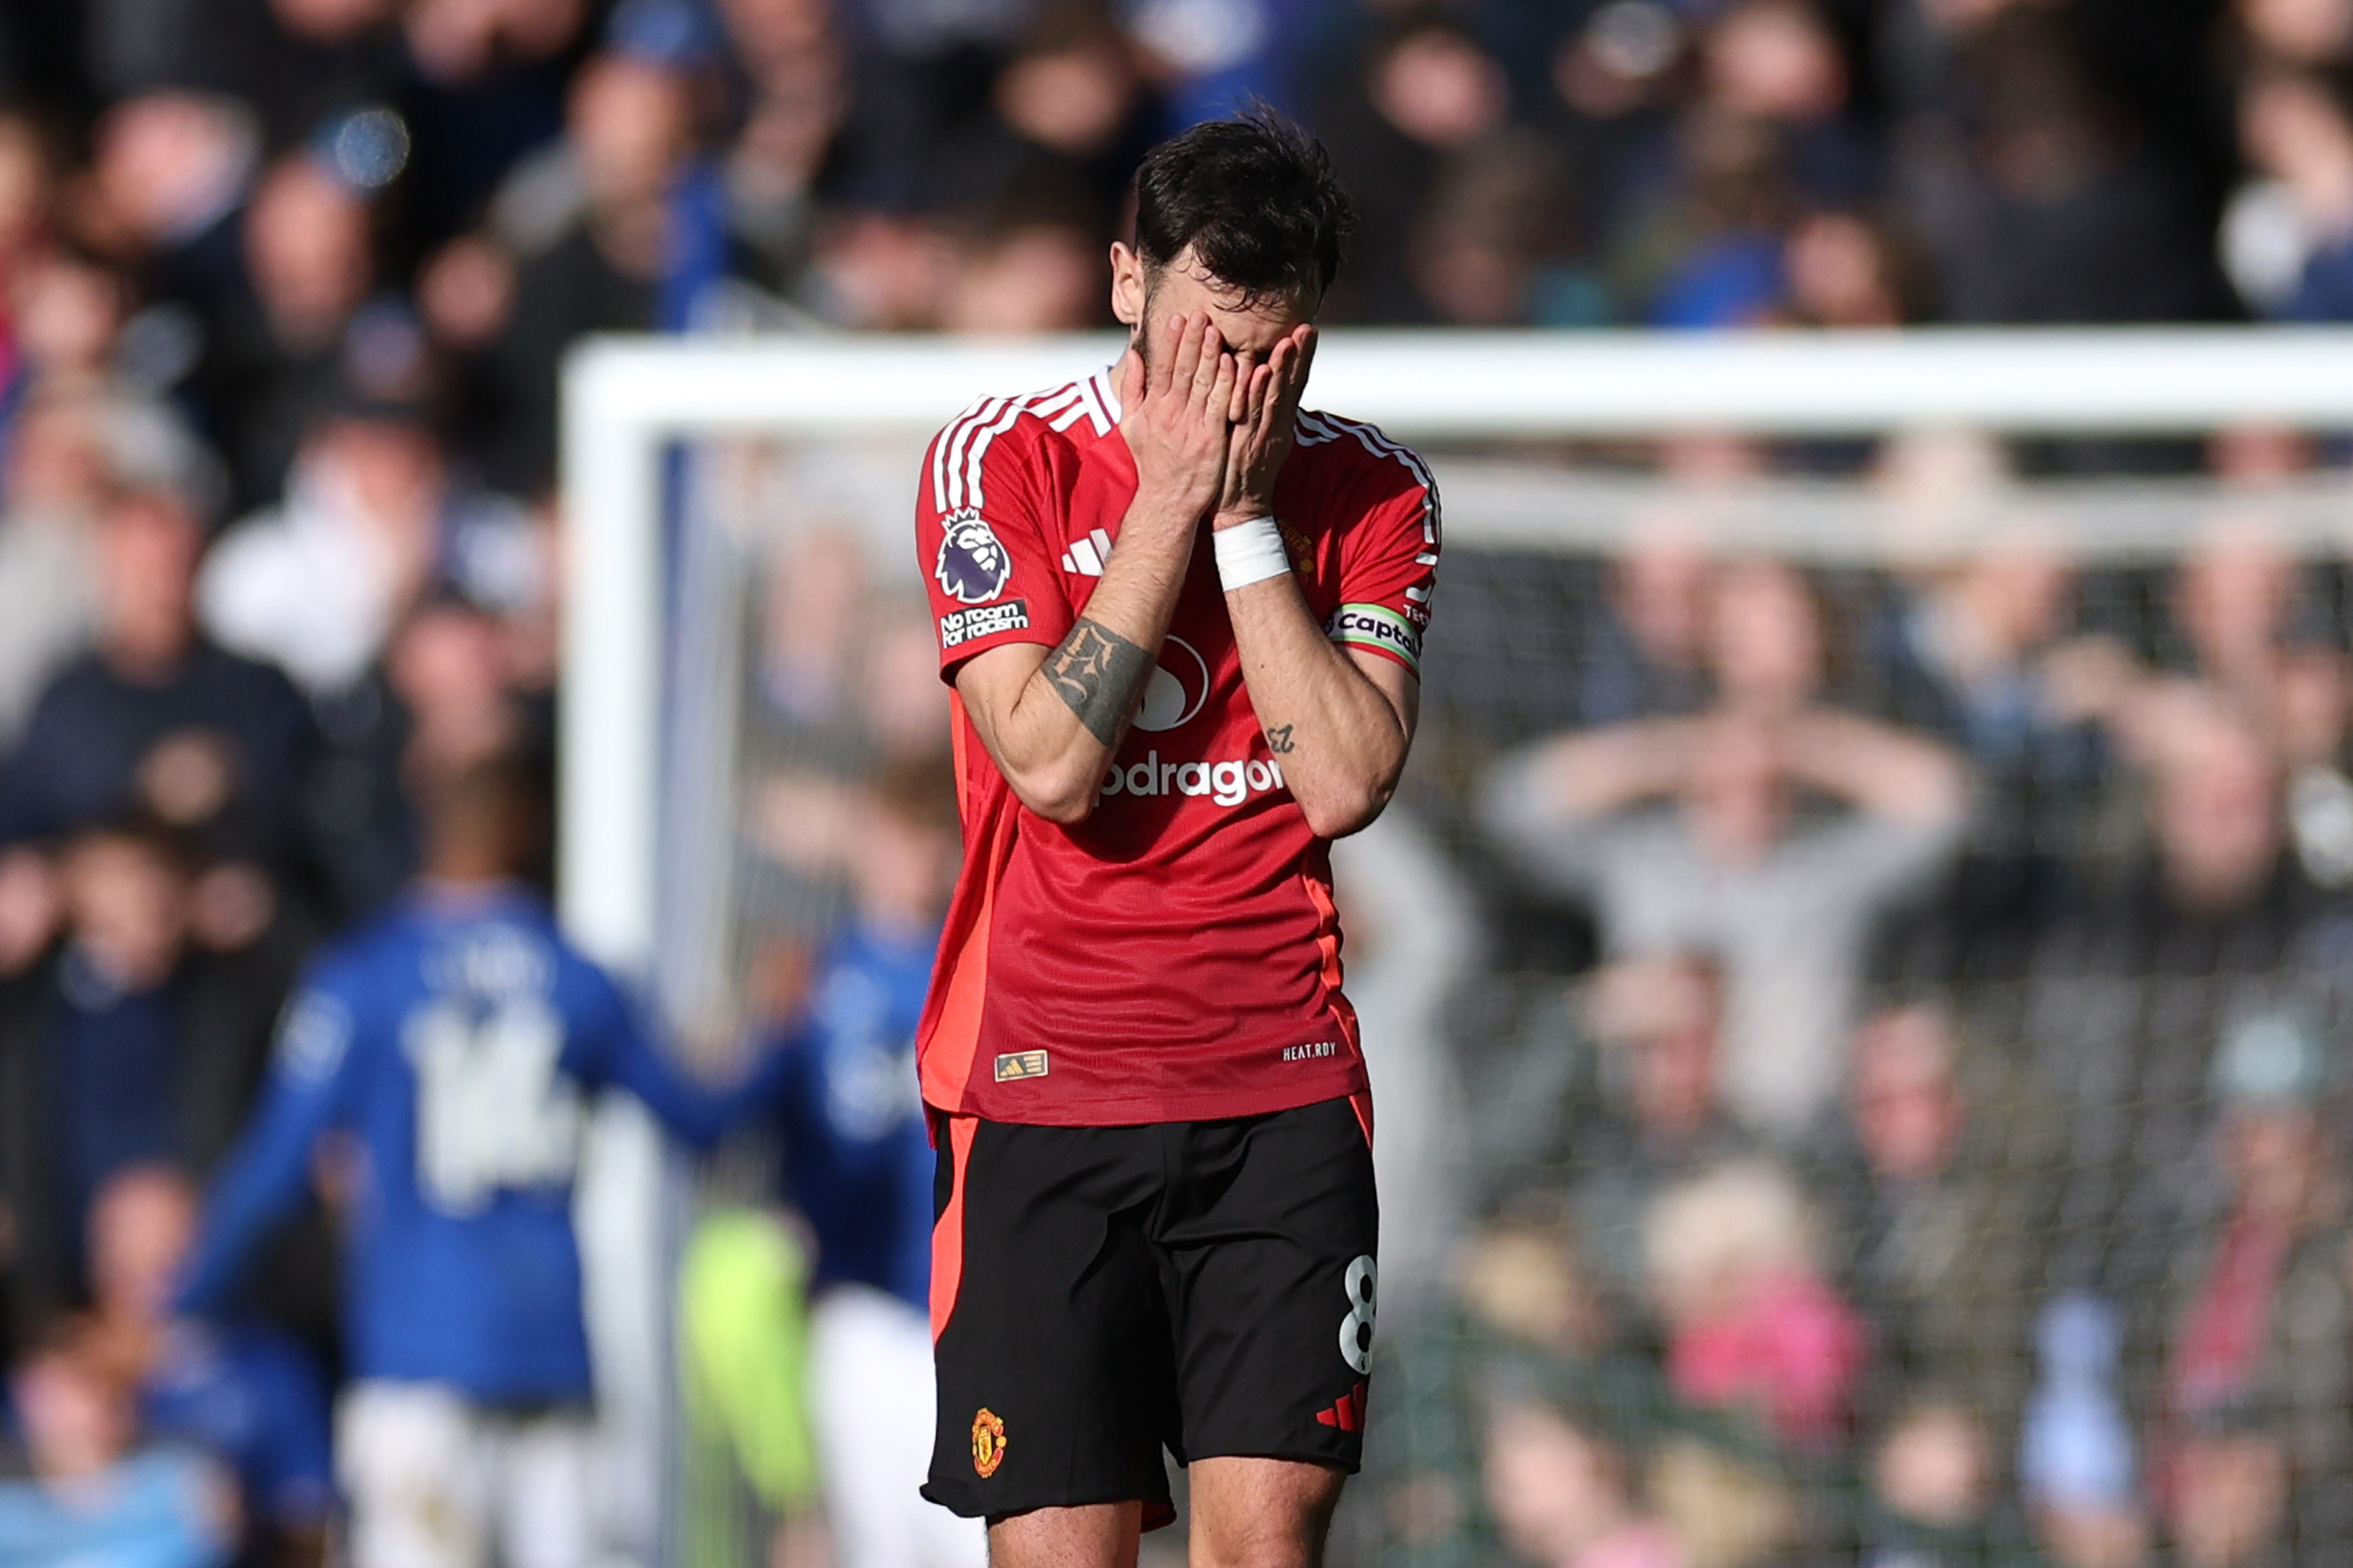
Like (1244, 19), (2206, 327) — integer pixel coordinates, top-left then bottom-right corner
(1213, 324), (1315, 533)
(1119, 313), (1238, 534)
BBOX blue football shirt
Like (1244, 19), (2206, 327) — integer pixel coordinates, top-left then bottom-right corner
(179, 884), (735, 1403)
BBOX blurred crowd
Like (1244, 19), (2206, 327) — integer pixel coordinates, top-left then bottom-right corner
(1366, 502), (2353, 1568)
(0, 0), (2348, 1566)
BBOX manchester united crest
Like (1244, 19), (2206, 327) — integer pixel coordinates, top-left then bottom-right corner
(971, 1408), (1007, 1477)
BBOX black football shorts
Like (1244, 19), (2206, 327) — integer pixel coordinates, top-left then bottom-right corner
(921, 1094), (1380, 1528)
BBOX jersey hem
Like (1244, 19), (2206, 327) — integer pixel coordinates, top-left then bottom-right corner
(922, 1064), (1370, 1127)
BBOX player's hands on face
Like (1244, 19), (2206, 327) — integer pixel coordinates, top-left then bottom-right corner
(1118, 312), (1239, 532)
(1212, 324), (1315, 533)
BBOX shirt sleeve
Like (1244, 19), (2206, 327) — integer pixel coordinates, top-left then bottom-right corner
(178, 972), (361, 1314)
(916, 401), (1072, 679)
(1326, 423), (1440, 677)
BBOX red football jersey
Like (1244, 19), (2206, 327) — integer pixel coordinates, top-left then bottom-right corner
(913, 365), (1440, 1126)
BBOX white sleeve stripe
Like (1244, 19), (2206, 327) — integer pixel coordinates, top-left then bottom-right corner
(957, 386), (1080, 511)
(938, 397), (1010, 514)
(936, 383), (1080, 512)
(1293, 410), (1443, 550)
(931, 396), (999, 514)
(1073, 377), (1111, 434)
(951, 401), (1025, 511)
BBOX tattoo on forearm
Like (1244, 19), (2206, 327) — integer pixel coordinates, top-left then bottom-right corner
(1044, 619), (1152, 746)
(1265, 724), (1296, 754)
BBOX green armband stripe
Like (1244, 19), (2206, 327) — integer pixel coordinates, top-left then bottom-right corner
(1326, 603), (1423, 672)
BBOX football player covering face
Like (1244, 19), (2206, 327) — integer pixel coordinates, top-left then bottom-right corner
(920, 113), (1435, 1568)
(952, 240), (1419, 849)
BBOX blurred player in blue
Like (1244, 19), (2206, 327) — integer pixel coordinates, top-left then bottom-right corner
(176, 752), (743, 1568)
(741, 758), (983, 1568)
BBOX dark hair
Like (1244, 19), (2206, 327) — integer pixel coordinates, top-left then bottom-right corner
(1132, 109), (1354, 304)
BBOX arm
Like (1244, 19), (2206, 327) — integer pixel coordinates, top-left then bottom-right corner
(1226, 586), (1417, 838)
(955, 315), (1239, 824)
(178, 989), (354, 1314)
(607, 1039), (747, 1153)
(585, 973), (766, 1153)
(1216, 328), (1420, 837)
(1776, 709), (1968, 825)
(1498, 719), (1703, 821)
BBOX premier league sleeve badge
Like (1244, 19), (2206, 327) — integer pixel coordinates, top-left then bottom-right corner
(936, 511), (1014, 604)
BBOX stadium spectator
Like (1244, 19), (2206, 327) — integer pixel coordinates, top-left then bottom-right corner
(1871, 535), (2107, 948)
(938, 213), (1103, 333)
(83, 1164), (334, 1568)
(473, 50), (698, 493)
(971, 14), (1152, 235)
(200, 405), (539, 700)
(2152, 1006), (2353, 1566)
(1315, 19), (1511, 324)
(1809, 1002), (2048, 1445)
(2167, 1412), (2297, 1568)
(0, 394), (108, 748)
(200, 152), (394, 510)
(1704, 555), (1827, 715)
(2025, 694), (2327, 1322)
(1479, 702), (1968, 1138)
(1859, 1393), (2040, 1566)
(176, 752), (754, 1568)
(1407, 131), (1582, 329)
(2223, 69), (2353, 320)
(1891, 7), (2225, 326)
(1479, 1385), (1681, 1568)
(1566, 953), (1756, 1332)
(0, 1317), (236, 1568)
(715, 0), (852, 260)
(1643, 1159), (1867, 1450)
(2020, 1295), (2149, 1568)
(8, 249), (126, 413)
(2238, 0), (2353, 67)
(69, 91), (260, 329)
(734, 756), (985, 1568)
(0, 486), (312, 874)
(1577, 524), (1714, 727)
(0, 818), (290, 1339)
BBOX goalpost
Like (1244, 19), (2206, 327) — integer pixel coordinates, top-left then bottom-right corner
(557, 325), (2353, 1562)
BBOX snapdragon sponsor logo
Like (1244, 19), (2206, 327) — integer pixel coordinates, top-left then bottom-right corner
(1099, 751), (1286, 808)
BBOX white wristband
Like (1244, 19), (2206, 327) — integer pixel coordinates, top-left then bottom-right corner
(1213, 517), (1291, 591)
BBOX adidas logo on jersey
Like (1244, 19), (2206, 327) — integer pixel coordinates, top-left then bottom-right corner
(1060, 529), (1114, 576)
(1098, 752), (1286, 808)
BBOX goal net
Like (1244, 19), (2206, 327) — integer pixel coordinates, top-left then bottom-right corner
(563, 329), (2353, 1567)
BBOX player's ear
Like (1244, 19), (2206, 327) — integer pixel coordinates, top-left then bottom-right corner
(1110, 243), (1145, 329)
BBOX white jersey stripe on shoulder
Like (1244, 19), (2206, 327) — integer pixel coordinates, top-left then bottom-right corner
(958, 383), (1084, 511)
(932, 397), (1000, 514)
(1072, 375), (1110, 436)
(938, 397), (1011, 514)
(950, 399), (1029, 512)
(1294, 409), (1443, 546)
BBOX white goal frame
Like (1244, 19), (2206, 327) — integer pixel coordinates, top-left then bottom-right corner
(558, 324), (2353, 972)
